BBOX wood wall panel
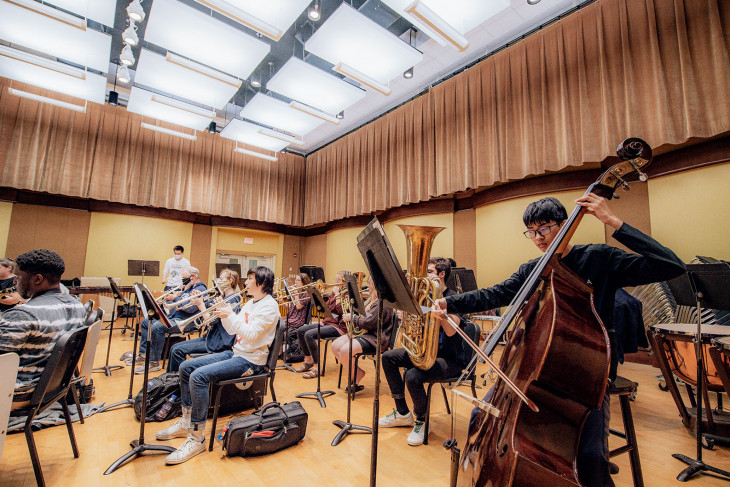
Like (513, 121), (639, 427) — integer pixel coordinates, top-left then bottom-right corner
(301, 234), (327, 272)
(7, 203), (90, 279)
(453, 209), (476, 271)
(191, 223), (212, 284)
(282, 235), (302, 279)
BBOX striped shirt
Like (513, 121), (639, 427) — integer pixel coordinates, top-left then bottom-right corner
(0, 289), (86, 402)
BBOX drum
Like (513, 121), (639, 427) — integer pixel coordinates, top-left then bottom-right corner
(649, 323), (730, 433)
(710, 336), (730, 401)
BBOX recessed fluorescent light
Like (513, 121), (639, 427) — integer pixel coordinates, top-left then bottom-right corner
(240, 93), (323, 137)
(7, 0), (86, 30)
(43, 0), (117, 26)
(257, 127), (303, 145)
(0, 46), (86, 80)
(165, 53), (241, 88)
(333, 63), (391, 96)
(150, 95), (214, 118)
(234, 147), (278, 162)
(289, 101), (340, 125)
(405, 1), (469, 51)
(127, 87), (213, 130)
(193, 0), (283, 41)
(141, 122), (197, 140)
(8, 87), (86, 112)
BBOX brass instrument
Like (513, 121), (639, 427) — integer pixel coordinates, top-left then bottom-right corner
(0, 286), (17, 299)
(341, 287), (366, 337)
(393, 224), (445, 370)
(174, 289), (248, 329)
(163, 288), (218, 313)
(155, 284), (183, 303)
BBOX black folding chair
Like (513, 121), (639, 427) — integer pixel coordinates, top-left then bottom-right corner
(13, 326), (89, 487)
(208, 319), (286, 451)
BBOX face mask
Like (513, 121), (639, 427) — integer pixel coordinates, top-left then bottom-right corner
(182, 277), (191, 286)
(174, 254), (182, 260)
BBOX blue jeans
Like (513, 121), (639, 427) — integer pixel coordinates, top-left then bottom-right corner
(138, 318), (167, 362)
(179, 351), (264, 427)
(167, 337), (208, 373)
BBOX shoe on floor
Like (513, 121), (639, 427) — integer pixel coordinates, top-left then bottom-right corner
(156, 419), (189, 440)
(135, 361), (161, 374)
(296, 362), (314, 373)
(302, 366), (320, 379)
(165, 435), (206, 465)
(124, 353), (144, 366)
(407, 420), (426, 446)
(378, 409), (414, 428)
(344, 384), (365, 394)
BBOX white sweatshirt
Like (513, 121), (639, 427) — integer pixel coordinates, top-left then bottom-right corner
(221, 294), (280, 365)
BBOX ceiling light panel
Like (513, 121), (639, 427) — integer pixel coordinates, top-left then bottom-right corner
(194, 0), (310, 41)
(145, 0), (269, 80)
(43, 0), (117, 26)
(220, 119), (289, 152)
(382, 0), (509, 45)
(126, 87), (214, 131)
(0, 0), (112, 73)
(134, 49), (241, 110)
(240, 93), (323, 137)
(0, 45), (106, 104)
(304, 4), (423, 86)
(267, 57), (366, 115)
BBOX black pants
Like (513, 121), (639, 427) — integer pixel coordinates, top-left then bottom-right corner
(296, 322), (340, 363)
(382, 348), (461, 421)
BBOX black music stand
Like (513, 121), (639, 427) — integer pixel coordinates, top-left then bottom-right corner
(300, 265), (325, 283)
(277, 280), (298, 373)
(296, 288), (336, 408)
(332, 275), (371, 446)
(356, 217), (422, 487)
(668, 263), (730, 482)
(104, 283), (175, 475)
(92, 277), (128, 376)
(128, 260), (160, 287)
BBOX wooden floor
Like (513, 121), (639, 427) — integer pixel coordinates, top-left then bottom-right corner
(2, 322), (730, 486)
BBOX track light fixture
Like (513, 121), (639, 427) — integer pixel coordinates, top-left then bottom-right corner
(108, 90), (119, 106)
(308, 1), (321, 22)
(127, 0), (145, 22)
(336, 111), (344, 119)
(207, 121), (216, 134)
(527, 0), (541, 4)
(122, 20), (139, 46)
(403, 67), (413, 79)
(120, 44), (135, 66)
(117, 64), (131, 84)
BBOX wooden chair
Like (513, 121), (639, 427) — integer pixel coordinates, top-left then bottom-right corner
(207, 319), (286, 451)
(70, 310), (104, 423)
(608, 376), (644, 487)
(13, 327), (89, 487)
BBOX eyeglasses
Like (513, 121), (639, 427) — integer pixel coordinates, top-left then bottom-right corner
(523, 224), (559, 239)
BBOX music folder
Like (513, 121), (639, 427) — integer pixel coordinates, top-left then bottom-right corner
(344, 273), (366, 316)
(134, 283), (174, 328)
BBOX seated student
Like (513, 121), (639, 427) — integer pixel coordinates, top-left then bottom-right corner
(128, 266), (207, 373)
(166, 269), (243, 372)
(331, 275), (395, 392)
(0, 257), (23, 312)
(378, 257), (466, 446)
(155, 266), (280, 465)
(0, 250), (86, 409)
(433, 195), (685, 487)
(296, 270), (347, 378)
(283, 273), (312, 361)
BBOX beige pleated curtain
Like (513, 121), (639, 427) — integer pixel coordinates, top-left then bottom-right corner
(0, 0), (728, 228)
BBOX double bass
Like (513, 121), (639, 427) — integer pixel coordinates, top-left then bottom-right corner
(453, 138), (653, 486)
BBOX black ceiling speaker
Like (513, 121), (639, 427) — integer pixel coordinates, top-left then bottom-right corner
(108, 90), (119, 106)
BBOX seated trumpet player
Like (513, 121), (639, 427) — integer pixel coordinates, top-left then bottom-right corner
(155, 266), (280, 465)
(379, 257), (467, 446)
(331, 275), (395, 393)
(296, 270), (347, 379)
(127, 266), (207, 373)
(166, 269), (243, 373)
(283, 273), (312, 362)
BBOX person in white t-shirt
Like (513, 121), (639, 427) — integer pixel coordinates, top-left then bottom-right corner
(155, 266), (280, 465)
(162, 245), (190, 290)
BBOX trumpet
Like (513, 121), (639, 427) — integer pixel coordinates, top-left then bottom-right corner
(174, 289), (247, 330)
(163, 288), (218, 313)
(155, 284), (183, 303)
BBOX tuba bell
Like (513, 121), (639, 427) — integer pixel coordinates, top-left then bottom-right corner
(394, 224), (445, 370)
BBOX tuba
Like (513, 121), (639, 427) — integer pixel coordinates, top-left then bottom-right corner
(394, 224), (445, 370)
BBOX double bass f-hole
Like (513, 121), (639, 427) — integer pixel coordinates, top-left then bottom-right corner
(496, 392), (513, 457)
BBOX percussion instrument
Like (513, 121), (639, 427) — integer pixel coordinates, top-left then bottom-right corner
(709, 337), (730, 409)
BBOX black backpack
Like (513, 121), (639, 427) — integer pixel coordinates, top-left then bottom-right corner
(133, 372), (182, 422)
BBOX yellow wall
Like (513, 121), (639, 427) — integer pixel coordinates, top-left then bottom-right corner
(475, 191), (605, 288)
(0, 201), (12, 258)
(84, 212), (193, 289)
(648, 162), (730, 262)
(325, 226), (370, 283)
(213, 227), (284, 277)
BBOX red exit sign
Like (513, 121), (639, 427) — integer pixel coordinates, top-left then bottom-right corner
(244, 237), (254, 244)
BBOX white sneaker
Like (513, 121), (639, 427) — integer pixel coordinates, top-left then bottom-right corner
(407, 420), (426, 446)
(156, 419), (189, 440)
(135, 361), (161, 374)
(378, 409), (414, 428)
(165, 435), (206, 465)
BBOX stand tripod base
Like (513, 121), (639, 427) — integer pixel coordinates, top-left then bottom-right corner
(673, 453), (730, 482)
(98, 397), (134, 414)
(331, 420), (371, 446)
(104, 440), (175, 475)
(296, 389), (335, 408)
(92, 364), (124, 377)
(276, 363), (297, 373)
